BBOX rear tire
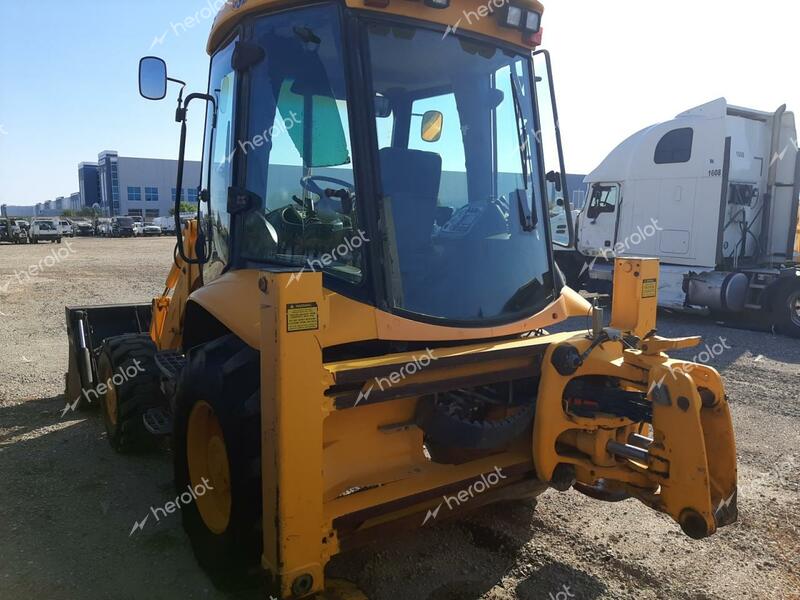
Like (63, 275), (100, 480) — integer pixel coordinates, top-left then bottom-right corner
(173, 334), (262, 586)
(98, 333), (164, 453)
(774, 284), (800, 338)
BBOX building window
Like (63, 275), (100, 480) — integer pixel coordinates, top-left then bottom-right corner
(145, 187), (159, 202)
(655, 128), (694, 164)
(127, 186), (142, 202)
(186, 188), (199, 203)
(145, 209), (160, 220)
(128, 209), (143, 217)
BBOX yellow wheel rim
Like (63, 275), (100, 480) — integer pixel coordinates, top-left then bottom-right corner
(187, 401), (232, 534)
(99, 357), (118, 426)
(105, 382), (118, 426)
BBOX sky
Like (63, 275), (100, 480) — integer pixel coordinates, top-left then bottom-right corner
(0, 0), (798, 206)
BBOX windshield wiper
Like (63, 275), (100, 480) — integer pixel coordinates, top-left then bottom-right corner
(510, 71), (531, 187)
(510, 72), (538, 232)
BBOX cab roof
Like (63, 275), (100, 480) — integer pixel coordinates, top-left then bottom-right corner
(208, 0), (545, 53)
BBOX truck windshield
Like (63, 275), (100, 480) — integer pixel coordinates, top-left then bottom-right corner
(366, 22), (555, 322)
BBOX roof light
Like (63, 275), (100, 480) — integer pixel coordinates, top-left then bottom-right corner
(500, 5), (524, 29)
(424, 0), (450, 8)
(523, 10), (542, 33)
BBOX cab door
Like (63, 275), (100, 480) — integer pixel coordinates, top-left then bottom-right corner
(577, 182), (621, 254)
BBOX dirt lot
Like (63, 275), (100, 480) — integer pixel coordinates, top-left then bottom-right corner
(0, 237), (798, 600)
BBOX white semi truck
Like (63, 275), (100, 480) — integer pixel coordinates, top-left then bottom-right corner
(560, 98), (800, 337)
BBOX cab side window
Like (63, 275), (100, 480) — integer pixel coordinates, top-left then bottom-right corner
(654, 127), (694, 164)
(586, 184), (619, 219)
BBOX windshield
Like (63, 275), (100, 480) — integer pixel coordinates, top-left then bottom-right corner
(366, 22), (554, 322)
(37, 222), (55, 231)
(117, 218), (133, 227)
(240, 4), (364, 284)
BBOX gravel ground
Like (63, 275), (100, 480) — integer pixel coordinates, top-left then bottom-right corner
(0, 237), (798, 600)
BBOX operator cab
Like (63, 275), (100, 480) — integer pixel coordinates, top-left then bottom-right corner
(140, 0), (573, 327)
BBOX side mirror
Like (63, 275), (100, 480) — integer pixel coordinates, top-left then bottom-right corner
(374, 94), (392, 119)
(139, 56), (168, 101)
(421, 110), (444, 143)
(546, 170), (562, 193)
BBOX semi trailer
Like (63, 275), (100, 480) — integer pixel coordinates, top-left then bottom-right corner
(560, 98), (800, 337)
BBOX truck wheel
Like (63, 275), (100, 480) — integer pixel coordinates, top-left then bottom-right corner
(173, 334), (262, 585)
(98, 334), (165, 453)
(774, 285), (800, 338)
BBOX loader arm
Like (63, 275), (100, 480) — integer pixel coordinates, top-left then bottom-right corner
(149, 219), (203, 351)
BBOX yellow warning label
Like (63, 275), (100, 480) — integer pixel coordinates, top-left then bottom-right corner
(287, 303), (319, 333)
(642, 279), (658, 299)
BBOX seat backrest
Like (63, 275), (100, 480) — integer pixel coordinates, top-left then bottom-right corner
(379, 148), (442, 258)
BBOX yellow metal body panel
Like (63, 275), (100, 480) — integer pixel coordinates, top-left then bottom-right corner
(610, 257), (659, 339)
(534, 259), (737, 540)
(187, 267), (591, 349)
(150, 220), (203, 351)
(243, 258), (736, 598)
(794, 216), (800, 262)
(208, 0), (545, 54)
(260, 272), (330, 597)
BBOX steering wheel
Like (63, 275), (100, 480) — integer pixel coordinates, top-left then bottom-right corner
(301, 175), (355, 199)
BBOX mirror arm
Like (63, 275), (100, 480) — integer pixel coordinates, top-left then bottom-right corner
(174, 93), (218, 266)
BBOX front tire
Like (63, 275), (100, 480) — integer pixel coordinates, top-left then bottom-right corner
(98, 333), (164, 452)
(173, 334), (262, 585)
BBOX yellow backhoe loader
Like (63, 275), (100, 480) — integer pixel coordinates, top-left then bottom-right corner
(65, 1), (738, 597)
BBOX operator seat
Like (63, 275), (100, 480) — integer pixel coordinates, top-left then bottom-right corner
(378, 147), (442, 265)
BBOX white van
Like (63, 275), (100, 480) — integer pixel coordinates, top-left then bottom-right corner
(60, 219), (75, 237)
(31, 219), (62, 244)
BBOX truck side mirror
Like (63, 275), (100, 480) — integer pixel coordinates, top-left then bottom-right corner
(546, 170), (562, 193)
(139, 57), (168, 101)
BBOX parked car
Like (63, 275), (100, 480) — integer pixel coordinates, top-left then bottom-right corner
(96, 219), (112, 237)
(0, 218), (28, 244)
(60, 219), (75, 237)
(111, 216), (136, 238)
(74, 220), (95, 236)
(142, 223), (162, 237)
(153, 216), (176, 235)
(30, 219), (62, 244)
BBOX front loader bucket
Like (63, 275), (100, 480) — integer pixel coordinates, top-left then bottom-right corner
(64, 304), (151, 410)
